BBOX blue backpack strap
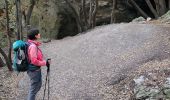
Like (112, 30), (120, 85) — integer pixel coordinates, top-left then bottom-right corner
(25, 42), (32, 63)
(26, 42), (38, 66)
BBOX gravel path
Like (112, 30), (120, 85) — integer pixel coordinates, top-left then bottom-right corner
(16, 23), (170, 100)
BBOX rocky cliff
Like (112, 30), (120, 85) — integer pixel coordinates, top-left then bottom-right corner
(0, 0), (144, 39)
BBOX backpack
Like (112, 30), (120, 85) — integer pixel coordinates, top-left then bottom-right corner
(12, 40), (31, 72)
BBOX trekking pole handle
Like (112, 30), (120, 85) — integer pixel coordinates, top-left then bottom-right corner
(46, 59), (51, 72)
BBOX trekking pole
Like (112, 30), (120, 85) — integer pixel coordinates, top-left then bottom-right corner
(43, 59), (50, 100)
(43, 70), (48, 100)
(47, 63), (50, 100)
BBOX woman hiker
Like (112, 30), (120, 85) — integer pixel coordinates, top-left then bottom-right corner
(27, 28), (51, 100)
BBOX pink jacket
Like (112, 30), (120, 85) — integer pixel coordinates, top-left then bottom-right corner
(27, 39), (46, 67)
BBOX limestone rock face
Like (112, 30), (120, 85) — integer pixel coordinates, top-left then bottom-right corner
(30, 0), (60, 39)
(29, 0), (139, 39)
(0, 0), (141, 39)
(97, 0), (137, 24)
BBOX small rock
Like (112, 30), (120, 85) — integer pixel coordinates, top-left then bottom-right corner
(166, 77), (170, 84)
(132, 17), (145, 23)
(134, 76), (145, 85)
(146, 17), (152, 21)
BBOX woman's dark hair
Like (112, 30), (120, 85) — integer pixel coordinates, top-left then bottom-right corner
(27, 28), (39, 40)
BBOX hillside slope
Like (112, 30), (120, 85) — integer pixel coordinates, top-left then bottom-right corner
(16, 23), (170, 100)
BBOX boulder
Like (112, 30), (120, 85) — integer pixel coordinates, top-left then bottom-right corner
(132, 17), (146, 23)
(133, 70), (170, 99)
(159, 10), (170, 24)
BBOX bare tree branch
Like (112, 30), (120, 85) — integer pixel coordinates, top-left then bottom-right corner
(111, 0), (117, 23)
(130, 0), (148, 18)
(0, 47), (12, 71)
(145, 0), (159, 18)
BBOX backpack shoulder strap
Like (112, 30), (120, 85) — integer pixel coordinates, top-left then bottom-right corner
(27, 42), (38, 56)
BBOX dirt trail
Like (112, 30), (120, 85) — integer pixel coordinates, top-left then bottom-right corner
(16, 23), (170, 100)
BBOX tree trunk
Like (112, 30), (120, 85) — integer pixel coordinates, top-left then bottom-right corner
(15, 0), (20, 40)
(169, 0), (170, 9)
(154, 0), (160, 15)
(145, 0), (159, 18)
(26, 0), (35, 26)
(81, 0), (88, 30)
(89, 0), (92, 28)
(5, 0), (13, 71)
(130, 0), (148, 18)
(18, 0), (23, 40)
(89, 0), (98, 28)
(0, 57), (4, 67)
(26, 0), (35, 32)
(111, 0), (117, 23)
(64, 0), (83, 33)
(158, 0), (167, 15)
(15, 0), (23, 40)
(0, 47), (12, 71)
(92, 0), (98, 28)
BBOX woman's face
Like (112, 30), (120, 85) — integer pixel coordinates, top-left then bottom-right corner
(35, 33), (41, 39)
